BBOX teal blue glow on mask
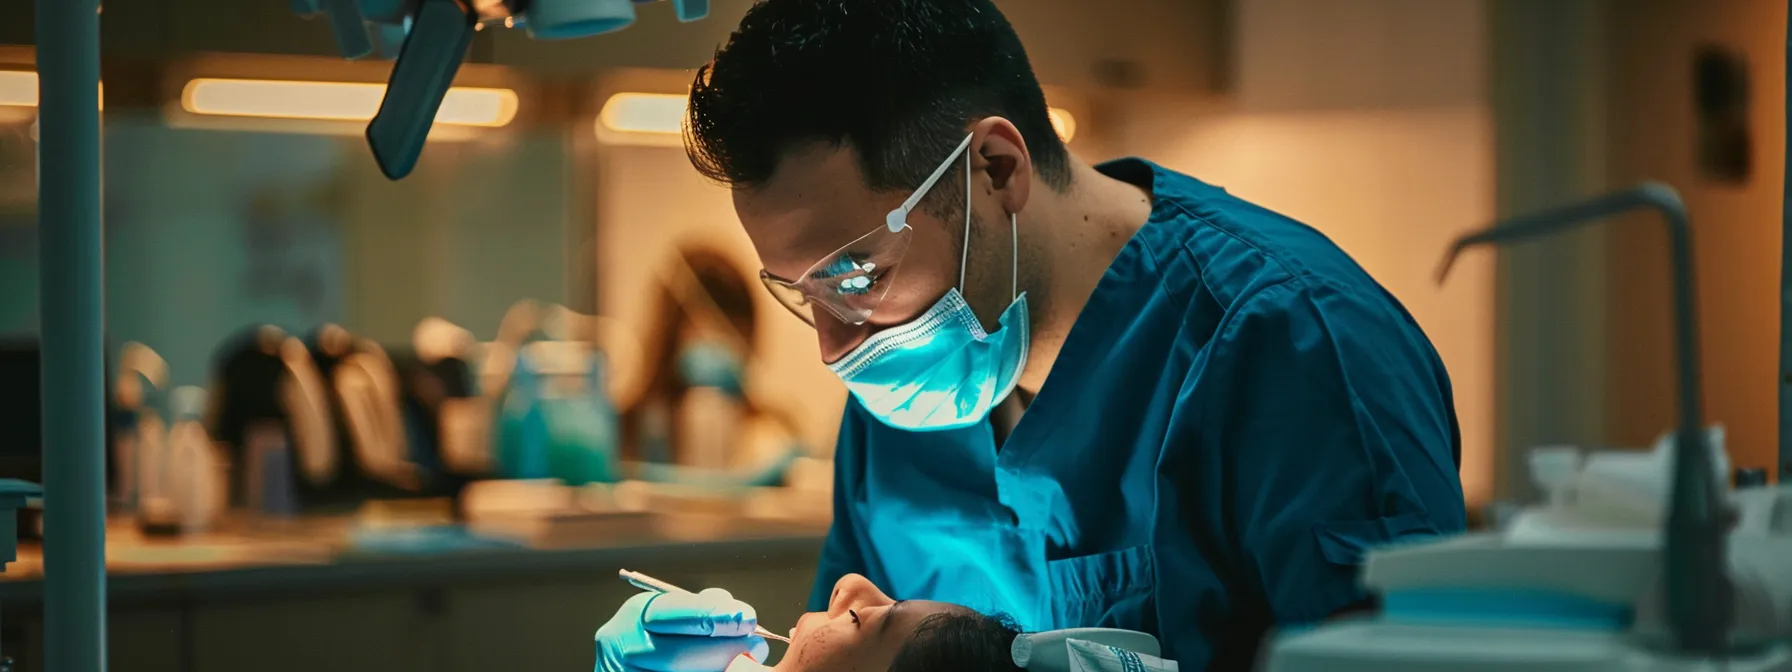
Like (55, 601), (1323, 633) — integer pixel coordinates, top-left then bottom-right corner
(829, 285), (1028, 431)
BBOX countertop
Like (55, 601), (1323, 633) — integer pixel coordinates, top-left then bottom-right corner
(0, 515), (828, 607)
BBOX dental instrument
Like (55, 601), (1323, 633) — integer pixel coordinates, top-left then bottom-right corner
(616, 569), (792, 643)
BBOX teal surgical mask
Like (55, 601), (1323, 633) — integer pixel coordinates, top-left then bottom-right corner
(827, 138), (1028, 431)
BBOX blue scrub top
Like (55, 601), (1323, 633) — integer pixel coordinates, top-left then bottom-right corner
(809, 159), (1467, 671)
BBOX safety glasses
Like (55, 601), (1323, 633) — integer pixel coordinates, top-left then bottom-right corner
(760, 134), (974, 326)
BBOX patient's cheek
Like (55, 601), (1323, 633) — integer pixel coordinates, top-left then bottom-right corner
(794, 627), (837, 669)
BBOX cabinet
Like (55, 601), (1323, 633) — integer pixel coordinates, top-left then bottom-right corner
(442, 579), (614, 672)
(3, 607), (184, 672)
(189, 595), (426, 672)
(0, 537), (824, 672)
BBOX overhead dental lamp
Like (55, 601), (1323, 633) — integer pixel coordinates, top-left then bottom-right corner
(289, 0), (711, 180)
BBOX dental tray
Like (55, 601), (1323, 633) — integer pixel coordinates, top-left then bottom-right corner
(1362, 531), (1660, 604)
(345, 524), (523, 555)
(459, 479), (660, 549)
(466, 509), (659, 549)
(637, 483), (832, 540)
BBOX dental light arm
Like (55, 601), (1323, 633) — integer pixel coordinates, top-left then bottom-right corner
(1437, 183), (1735, 656)
(290, 0), (711, 180)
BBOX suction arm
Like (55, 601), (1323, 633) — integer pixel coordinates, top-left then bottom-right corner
(292, 0), (714, 180)
(365, 0), (477, 180)
(1437, 182), (1734, 655)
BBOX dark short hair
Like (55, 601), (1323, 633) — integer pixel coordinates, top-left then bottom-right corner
(888, 611), (1026, 672)
(684, 0), (1072, 210)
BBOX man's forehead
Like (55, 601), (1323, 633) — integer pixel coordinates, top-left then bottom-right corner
(736, 141), (865, 210)
(732, 142), (888, 263)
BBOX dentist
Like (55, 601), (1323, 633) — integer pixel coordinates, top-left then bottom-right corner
(595, 1), (1468, 670)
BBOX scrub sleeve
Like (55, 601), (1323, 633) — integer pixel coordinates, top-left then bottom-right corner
(1199, 279), (1466, 623)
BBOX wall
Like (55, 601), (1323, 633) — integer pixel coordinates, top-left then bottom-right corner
(0, 112), (570, 386)
(103, 117), (354, 385)
(332, 131), (575, 345)
(1605, 0), (1787, 476)
(1488, 0), (1612, 501)
(1108, 0), (1497, 504)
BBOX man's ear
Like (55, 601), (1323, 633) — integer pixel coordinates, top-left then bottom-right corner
(972, 116), (1033, 215)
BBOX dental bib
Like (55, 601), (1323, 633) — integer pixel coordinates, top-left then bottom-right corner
(1013, 629), (1176, 672)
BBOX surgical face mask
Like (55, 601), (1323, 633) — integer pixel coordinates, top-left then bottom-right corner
(827, 135), (1029, 432)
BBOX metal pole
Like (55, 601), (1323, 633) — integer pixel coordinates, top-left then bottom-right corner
(1439, 183), (1732, 654)
(35, 0), (108, 669)
(1780, 0), (1792, 482)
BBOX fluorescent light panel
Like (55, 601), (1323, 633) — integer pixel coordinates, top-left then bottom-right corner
(597, 91), (1079, 143)
(181, 78), (518, 127)
(0, 71), (34, 106)
(599, 92), (686, 135)
(0, 71), (104, 108)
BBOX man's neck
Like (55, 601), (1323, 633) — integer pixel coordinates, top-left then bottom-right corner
(1016, 159), (1155, 394)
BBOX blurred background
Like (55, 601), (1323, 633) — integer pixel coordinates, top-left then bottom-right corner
(0, 0), (1783, 670)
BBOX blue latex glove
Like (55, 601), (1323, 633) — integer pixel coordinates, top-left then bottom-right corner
(596, 588), (771, 672)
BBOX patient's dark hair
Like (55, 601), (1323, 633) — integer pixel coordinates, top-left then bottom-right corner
(888, 611), (1025, 672)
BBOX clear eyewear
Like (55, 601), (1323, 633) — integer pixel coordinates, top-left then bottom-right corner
(760, 134), (974, 327)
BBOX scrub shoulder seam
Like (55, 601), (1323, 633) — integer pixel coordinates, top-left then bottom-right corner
(1157, 197), (1312, 296)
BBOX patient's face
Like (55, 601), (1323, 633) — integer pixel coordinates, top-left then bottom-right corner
(774, 574), (962, 671)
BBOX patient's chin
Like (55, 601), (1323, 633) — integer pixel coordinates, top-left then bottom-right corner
(790, 613), (822, 646)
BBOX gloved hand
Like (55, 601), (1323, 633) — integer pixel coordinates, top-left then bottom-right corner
(596, 588), (771, 672)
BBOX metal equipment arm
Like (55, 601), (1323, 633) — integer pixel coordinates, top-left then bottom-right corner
(1438, 183), (1735, 655)
(291, 0), (713, 180)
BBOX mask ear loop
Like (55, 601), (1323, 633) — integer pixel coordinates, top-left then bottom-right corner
(955, 144), (1021, 302)
(959, 146), (972, 291)
(1010, 211), (1018, 302)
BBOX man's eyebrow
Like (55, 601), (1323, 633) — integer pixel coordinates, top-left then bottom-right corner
(880, 600), (908, 636)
